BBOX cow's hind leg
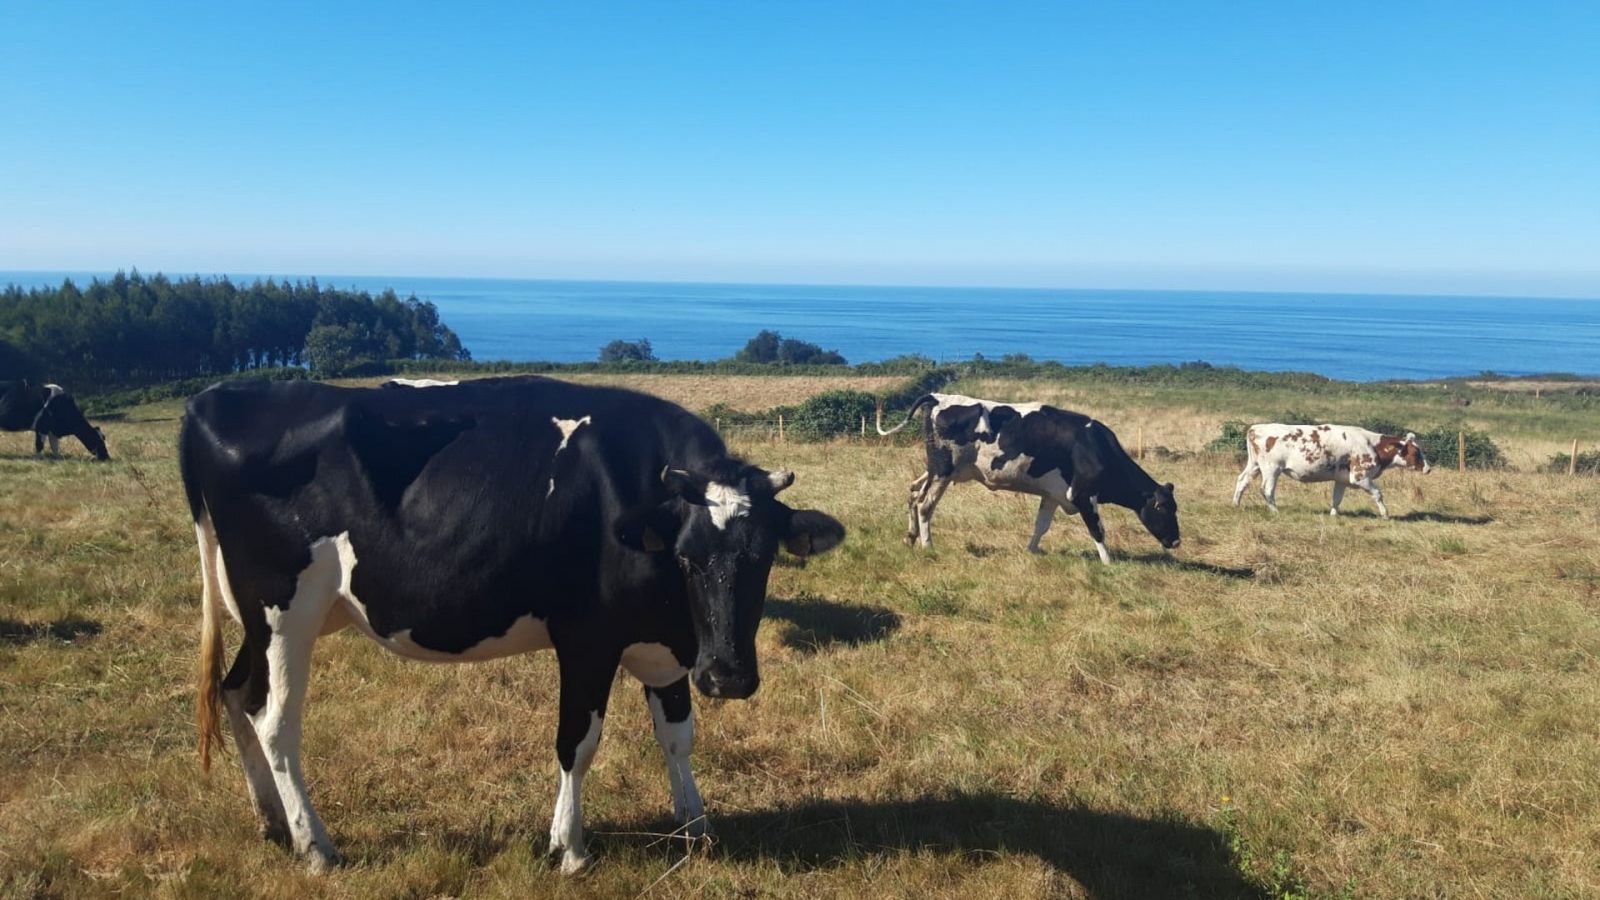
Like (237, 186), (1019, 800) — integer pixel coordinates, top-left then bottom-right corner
(1260, 466), (1282, 513)
(1027, 497), (1058, 553)
(1232, 460), (1258, 506)
(548, 646), (620, 874)
(645, 678), (706, 842)
(904, 472), (930, 545)
(914, 476), (952, 548)
(221, 646), (291, 844)
(241, 544), (343, 871)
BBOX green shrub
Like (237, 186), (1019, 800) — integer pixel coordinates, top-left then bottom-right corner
(1414, 425), (1506, 470)
(1540, 450), (1600, 475)
(788, 390), (877, 439)
(1206, 421), (1251, 459)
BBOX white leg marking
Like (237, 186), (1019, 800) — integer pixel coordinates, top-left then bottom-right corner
(1095, 541), (1112, 565)
(246, 539), (347, 871)
(1330, 480), (1346, 516)
(648, 692), (705, 836)
(195, 516), (288, 840)
(548, 415), (592, 497)
(1262, 466), (1281, 512)
(1028, 497), (1057, 553)
(549, 711), (603, 874)
(223, 686), (291, 841)
(47, 434), (59, 455)
(917, 478), (951, 547)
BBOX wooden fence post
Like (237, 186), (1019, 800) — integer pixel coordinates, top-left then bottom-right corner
(1137, 426), (1144, 461)
(1458, 430), (1466, 473)
(1571, 439), (1579, 476)
(778, 414), (785, 443)
(860, 415), (866, 437)
(715, 417), (722, 435)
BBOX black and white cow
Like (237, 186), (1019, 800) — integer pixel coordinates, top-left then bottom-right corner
(182, 376), (844, 873)
(877, 393), (1179, 563)
(0, 380), (110, 460)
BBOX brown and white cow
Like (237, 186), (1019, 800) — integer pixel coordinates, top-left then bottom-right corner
(1232, 423), (1430, 517)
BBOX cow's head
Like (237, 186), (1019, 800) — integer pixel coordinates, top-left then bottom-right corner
(1400, 433), (1430, 474)
(614, 462), (845, 699)
(1137, 482), (1181, 550)
(1381, 433), (1430, 474)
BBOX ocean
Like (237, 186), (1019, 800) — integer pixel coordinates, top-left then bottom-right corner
(6, 272), (1598, 382)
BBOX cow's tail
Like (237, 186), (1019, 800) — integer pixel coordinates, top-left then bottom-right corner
(182, 410), (226, 773)
(196, 517), (225, 773)
(876, 394), (937, 436)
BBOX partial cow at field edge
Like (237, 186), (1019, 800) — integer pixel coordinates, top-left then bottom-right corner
(0, 380), (110, 460)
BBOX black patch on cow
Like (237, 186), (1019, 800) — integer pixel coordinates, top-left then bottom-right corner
(345, 406), (477, 513)
(934, 404), (986, 442)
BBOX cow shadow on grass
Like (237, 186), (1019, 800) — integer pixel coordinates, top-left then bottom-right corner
(602, 793), (1265, 898)
(764, 595), (901, 655)
(1335, 510), (1494, 525)
(0, 615), (102, 645)
(1124, 552), (1256, 580)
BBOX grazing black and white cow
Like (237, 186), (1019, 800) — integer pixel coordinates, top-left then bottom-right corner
(182, 376), (844, 873)
(0, 380), (110, 460)
(877, 393), (1179, 563)
(1232, 423), (1431, 517)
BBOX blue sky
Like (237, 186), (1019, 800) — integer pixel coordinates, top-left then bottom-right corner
(3, 2), (1597, 296)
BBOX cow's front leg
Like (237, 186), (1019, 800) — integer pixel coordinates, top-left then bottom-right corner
(549, 648), (618, 874)
(644, 678), (706, 842)
(1078, 496), (1112, 565)
(1329, 480), (1347, 515)
(1028, 497), (1058, 553)
(1359, 479), (1388, 518)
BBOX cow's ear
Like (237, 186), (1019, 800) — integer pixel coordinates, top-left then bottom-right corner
(661, 467), (710, 506)
(613, 501), (680, 554)
(1403, 432), (1417, 444)
(783, 509), (846, 558)
(1163, 482), (1175, 493)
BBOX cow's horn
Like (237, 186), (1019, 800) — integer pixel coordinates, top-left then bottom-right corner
(768, 469), (796, 493)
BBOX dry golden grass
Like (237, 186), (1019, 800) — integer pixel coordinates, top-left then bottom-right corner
(2, 380), (1599, 898)
(348, 372), (902, 413)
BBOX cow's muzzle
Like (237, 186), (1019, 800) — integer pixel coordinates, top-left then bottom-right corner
(694, 657), (760, 700)
(1165, 538), (1181, 550)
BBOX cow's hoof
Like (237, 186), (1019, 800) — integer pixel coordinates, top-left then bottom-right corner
(1027, 545), (1044, 555)
(903, 534), (917, 547)
(300, 846), (341, 874)
(558, 849), (594, 876)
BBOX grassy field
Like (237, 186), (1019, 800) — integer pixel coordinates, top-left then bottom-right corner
(2, 373), (1598, 898)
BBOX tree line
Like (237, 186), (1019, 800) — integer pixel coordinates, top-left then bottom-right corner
(0, 271), (469, 388)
